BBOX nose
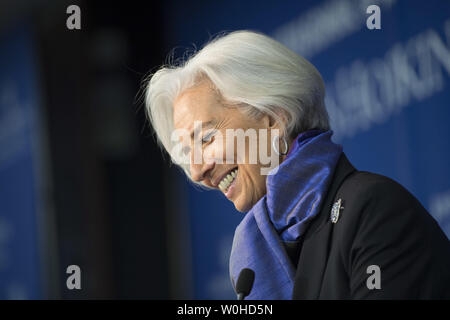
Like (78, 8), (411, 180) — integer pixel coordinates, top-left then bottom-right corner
(190, 154), (215, 183)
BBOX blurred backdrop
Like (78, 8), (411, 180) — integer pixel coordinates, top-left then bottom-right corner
(0, 0), (449, 299)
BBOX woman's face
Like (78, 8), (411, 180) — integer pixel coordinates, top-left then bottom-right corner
(173, 80), (286, 212)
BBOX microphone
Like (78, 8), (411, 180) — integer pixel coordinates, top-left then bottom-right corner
(235, 268), (255, 300)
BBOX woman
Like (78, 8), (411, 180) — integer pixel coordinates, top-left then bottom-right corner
(145, 30), (450, 299)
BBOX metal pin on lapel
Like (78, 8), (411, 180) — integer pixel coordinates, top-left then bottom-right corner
(331, 198), (344, 223)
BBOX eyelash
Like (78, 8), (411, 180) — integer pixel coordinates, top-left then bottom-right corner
(201, 130), (216, 144)
(181, 130), (216, 156)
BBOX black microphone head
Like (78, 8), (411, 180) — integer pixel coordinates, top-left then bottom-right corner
(236, 268), (255, 298)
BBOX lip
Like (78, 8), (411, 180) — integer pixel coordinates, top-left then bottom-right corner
(213, 166), (238, 189)
(225, 171), (238, 199)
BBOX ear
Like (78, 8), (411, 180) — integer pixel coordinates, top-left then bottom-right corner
(268, 114), (277, 128)
(268, 110), (288, 132)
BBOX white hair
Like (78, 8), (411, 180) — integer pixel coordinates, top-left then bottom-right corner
(144, 30), (329, 184)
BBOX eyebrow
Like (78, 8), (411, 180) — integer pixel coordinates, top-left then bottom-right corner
(190, 120), (217, 140)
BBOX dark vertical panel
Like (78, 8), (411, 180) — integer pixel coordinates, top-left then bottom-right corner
(36, 0), (115, 298)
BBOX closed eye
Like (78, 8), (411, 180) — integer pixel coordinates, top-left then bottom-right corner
(201, 130), (216, 144)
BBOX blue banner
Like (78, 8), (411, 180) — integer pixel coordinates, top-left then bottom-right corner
(0, 24), (45, 299)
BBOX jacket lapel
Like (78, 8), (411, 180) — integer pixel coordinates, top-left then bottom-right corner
(292, 153), (356, 299)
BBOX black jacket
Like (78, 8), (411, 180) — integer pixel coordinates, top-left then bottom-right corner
(290, 153), (450, 299)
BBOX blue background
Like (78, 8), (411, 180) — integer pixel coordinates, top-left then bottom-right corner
(0, 25), (43, 299)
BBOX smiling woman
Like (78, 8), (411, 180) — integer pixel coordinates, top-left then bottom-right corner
(172, 78), (288, 212)
(144, 30), (450, 300)
(145, 31), (328, 176)
(144, 30), (329, 211)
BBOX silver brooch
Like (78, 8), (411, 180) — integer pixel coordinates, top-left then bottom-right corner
(331, 198), (344, 224)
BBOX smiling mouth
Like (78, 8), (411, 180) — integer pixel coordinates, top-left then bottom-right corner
(218, 167), (238, 193)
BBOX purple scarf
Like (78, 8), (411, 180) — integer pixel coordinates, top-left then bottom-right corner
(229, 130), (342, 299)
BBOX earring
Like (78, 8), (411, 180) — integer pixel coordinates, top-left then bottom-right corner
(272, 135), (289, 155)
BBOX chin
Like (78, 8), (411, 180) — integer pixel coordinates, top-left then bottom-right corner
(233, 197), (252, 213)
(234, 204), (249, 213)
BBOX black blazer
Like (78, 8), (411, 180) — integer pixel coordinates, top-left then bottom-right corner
(291, 153), (450, 299)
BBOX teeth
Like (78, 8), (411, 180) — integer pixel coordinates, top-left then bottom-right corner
(219, 168), (238, 192)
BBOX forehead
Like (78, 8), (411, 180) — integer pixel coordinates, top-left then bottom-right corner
(173, 81), (220, 131)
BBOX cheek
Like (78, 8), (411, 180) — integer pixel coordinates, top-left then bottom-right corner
(235, 164), (267, 210)
(238, 164), (264, 193)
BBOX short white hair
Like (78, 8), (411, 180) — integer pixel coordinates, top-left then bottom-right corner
(144, 30), (329, 182)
